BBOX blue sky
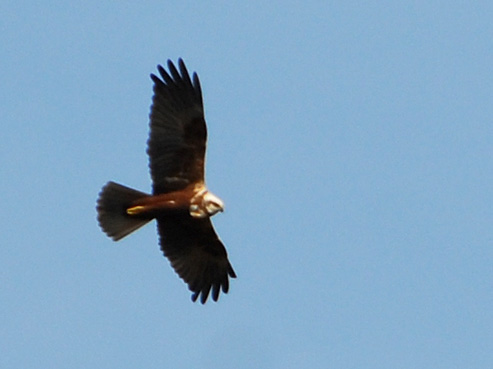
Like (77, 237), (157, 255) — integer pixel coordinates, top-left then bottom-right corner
(1, 1), (492, 368)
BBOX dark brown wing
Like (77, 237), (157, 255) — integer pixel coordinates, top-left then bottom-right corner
(148, 59), (206, 194)
(156, 215), (236, 303)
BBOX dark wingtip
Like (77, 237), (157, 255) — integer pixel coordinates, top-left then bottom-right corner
(157, 64), (166, 76)
(191, 290), (209, 304)
(167, 59), (180, 80)
(178, 58), (187, 74)
(150, 73), (160, 84)
(212, 283), (220, 302)
(191, 292), (199, 303)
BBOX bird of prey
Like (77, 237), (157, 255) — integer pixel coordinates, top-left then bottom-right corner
(96, 59), (236, 304)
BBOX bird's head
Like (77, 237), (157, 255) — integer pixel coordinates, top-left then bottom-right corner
(203, 191), (224, 216)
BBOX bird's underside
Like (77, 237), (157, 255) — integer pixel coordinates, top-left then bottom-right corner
(96, 59), (236, 304)
(126, 184), (205, 217)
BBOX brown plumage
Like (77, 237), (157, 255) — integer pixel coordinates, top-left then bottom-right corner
(96, 59), (236, 304)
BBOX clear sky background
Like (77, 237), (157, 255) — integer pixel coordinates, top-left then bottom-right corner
(1, 1), (492, 368)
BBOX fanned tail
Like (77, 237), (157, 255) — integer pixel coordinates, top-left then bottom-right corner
(96, 181), (151, 241)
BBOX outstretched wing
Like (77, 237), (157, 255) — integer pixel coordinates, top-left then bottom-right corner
(148, 59), (206, 194)
(156, 215), (236, 304)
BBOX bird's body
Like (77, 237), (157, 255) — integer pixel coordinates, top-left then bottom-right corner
(125, 183), (218, 217)
(96, 59), (235, 304)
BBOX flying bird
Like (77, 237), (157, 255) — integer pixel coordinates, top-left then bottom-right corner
(96, 59), (236, 304)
